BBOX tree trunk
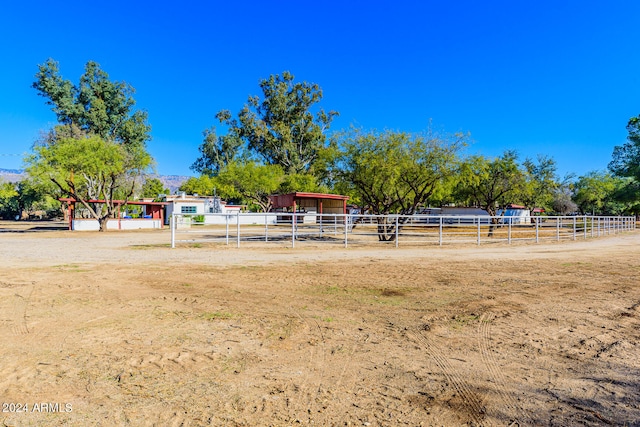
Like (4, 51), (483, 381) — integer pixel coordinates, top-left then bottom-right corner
(99, 216), (109, 232)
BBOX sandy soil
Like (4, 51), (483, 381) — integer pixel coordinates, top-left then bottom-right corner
(0, 222), (639, 426)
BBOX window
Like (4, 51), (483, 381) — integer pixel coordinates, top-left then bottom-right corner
(181, 206), (197, 214)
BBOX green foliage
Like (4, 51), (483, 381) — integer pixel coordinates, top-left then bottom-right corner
(572, 171), (630, 215)
(278, 173), (325, 194)
(32, 59), (151, 149)
(337, 128), (465, 216)
(29, 59), (154, 230)
(26, 136), (150, 230)
(179, 175), (216, 196)
(213, 71), (338, 175)
(0, 180), (19, 219)
(335, 128), (466, 240)
(141, 178), (169, 200)
(520, 155), (558, 213)
(455, 151), (525, 217)
(215, 162), (284, 212)
(191, 126), (245, 176)
(610, 115), (640, 180)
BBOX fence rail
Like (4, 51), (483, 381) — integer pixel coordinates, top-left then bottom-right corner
(169, 213), (637, 249)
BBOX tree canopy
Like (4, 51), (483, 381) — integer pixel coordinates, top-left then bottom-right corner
(610, 115), (640, 181)
(28, 59), (154, 230)
(198, 72), (338, 176)
(33, 59), (151, 150)
(335, 128), (466, 240)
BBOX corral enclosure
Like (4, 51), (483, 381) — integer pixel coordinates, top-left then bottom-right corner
(170, 213), (636, 248)
(0, 222), (639, 426)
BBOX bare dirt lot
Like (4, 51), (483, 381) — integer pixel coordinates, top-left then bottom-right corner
(1, 222), (639, 426)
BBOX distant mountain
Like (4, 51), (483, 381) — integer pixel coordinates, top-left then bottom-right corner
(0, 169), (191, 193)
(154, 175), (192, 194)
(0, 168), (25, 182)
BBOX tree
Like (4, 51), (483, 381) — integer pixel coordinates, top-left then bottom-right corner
(521, 155), (558, 214)
(29, 59), (154, 230)
(454, 151), (525, 236)
(336, 128), (466, 241)
(610, 115), (640, 181)
(26, 136), (151, 231)
(214, 162), (285, 212)
(33, 59), (151, 150)
(213, 72), (338, 175)
(0, 180), (19, 219)
(141, 178), (169, 200)
(191, 123), (245, 176)
(573, 171), (628, 215)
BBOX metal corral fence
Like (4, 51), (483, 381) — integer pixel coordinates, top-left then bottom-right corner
(169, 213), (636, 248)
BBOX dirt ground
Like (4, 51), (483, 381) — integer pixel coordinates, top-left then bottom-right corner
(0, 221), (639, 426)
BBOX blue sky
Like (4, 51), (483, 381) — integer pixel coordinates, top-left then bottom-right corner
(1, 1), (639, 179)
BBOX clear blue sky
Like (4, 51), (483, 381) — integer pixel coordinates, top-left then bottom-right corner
(1, 1), (639, 179)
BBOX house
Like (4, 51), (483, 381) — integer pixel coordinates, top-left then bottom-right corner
(162, 193), (244, 225)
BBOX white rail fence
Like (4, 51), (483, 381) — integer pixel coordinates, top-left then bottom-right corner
(169, 213), (636, 249)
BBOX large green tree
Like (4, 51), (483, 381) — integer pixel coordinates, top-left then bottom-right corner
(521, 155), (558, 214)
(336, 128), (466, 241)
(610, 115), (640, 180)
(0, 180), (19, 219)
(29, 60), (153, 230)
(573, 171), (629, 215)
(33, 59), (151, 150)
(26, 136), (150, 231)
(210, 72), (338, 175)
(191, 123), (245, 176)
(454, 151), (525, 235)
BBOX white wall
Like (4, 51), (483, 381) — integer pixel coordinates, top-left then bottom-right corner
(72, 219), (163, 230)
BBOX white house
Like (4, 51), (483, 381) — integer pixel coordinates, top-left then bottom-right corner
(162, 193), (276, 226)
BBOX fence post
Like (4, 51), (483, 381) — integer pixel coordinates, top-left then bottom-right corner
(170, 214), (175, 248)
(439, 217), (443, 246)
(477, 218), (481, 246)
(395, 216), (399, 248)
(292, 213), (296, 248)
(344, 214), (348, 248)
(225, 214), (229, 245)
(237, 210), (240, 248)
(535, 216), (539, 243)
(573, 217), (577, 240)
(265, 214), (269, 242)
(583, 215), (587, 239)
(556, 217), (560, 241)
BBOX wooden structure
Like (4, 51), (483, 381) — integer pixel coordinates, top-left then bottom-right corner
(269, 192), (349, 216)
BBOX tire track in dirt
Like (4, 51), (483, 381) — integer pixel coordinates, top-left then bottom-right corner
(6, 283), (34, 336)
(406, 327), (487, 426)
(478, 312), (530, 425)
